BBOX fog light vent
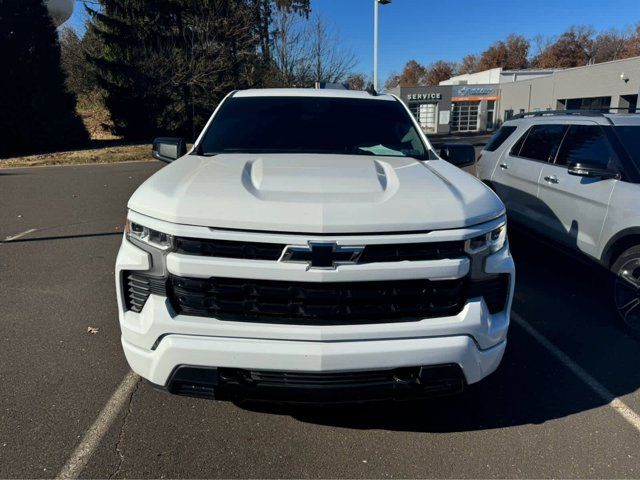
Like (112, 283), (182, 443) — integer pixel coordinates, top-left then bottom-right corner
(123, 271), (167, 312)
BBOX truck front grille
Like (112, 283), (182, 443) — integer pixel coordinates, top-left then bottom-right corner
(174, 237), (465, 263)
(167, 275), (466, 324)
(166, 364), (467, 401)
(124, 272), (510, 320)
(220, 368), (399, 387)
(468, 274), (510, 313)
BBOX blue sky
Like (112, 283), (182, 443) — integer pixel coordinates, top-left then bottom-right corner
(67, 0), (640, 83)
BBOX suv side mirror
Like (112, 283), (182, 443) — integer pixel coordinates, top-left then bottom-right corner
(567, 161), (619, 180)
(152, 137), (187, 163)
(438, 143), (476, 168)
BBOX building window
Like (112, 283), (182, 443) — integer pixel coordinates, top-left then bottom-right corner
(620, 94), (637, 113)
(565, 96), (611, 111)
(451, 101), (479, 132)
(486, 100), (496, 130)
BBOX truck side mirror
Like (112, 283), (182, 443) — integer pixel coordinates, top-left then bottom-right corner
(152, 137), (187, 163)
(439, 143), (476, 168)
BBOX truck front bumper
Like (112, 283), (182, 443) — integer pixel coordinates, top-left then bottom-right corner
(123, 333), (505, 403)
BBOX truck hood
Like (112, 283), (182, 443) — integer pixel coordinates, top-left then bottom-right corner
(128, 154), (504, 233)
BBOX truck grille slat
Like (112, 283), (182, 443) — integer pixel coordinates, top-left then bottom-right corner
(168, 275), (467, 324)
(123, 272), (168, 313)
(175, 237), (285, 260)
(173, 237), (465, 263)
(221, 368), (401, 387)
(467, 275), (510, 314)
(167, 364), (467, 401)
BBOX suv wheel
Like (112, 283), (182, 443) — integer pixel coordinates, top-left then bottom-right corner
(612, 245), (640, 333)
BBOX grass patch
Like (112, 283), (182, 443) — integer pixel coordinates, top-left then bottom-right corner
(0, 142), (151, 168)
(0, 100), (154, 168)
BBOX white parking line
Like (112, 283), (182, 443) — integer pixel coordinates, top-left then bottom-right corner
(512, 312), (640, 433)
(3, 228), (37, 242)
(56, 371), (139, 480)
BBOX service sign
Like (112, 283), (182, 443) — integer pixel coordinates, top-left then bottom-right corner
(406, 92), (443, 101)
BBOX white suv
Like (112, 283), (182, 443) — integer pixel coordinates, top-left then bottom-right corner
(116, 88), (515, 403)
(477, 111), (640, 332)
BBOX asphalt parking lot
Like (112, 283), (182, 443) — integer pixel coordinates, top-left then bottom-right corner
(1, 161), (640, 478)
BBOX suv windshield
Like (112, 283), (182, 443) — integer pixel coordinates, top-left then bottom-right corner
(613, 126), (640, 168)
(198, 96), (428, 160)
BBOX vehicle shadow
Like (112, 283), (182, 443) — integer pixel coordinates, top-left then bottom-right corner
(236, 230), (640, 432)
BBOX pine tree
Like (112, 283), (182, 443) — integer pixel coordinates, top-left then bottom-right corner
(84, 0), (177, 139)
(87, 0), (267, 140)
(0, 0), (88, 157)
(87, 0), (311, 141)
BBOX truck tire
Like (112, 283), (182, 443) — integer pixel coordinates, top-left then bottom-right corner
(612, 245), (640, 334)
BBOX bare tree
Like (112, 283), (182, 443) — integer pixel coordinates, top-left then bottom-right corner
(253, 0), (311, 62)
(592, 29), (628, 63)
(623, 23), (640, 57)
(307, 15), (357, 84)
(271, 7), (310, 86)
(269, 12), (357, 87)
(531, 34), (553, 59)
(531, 25), (595, 68)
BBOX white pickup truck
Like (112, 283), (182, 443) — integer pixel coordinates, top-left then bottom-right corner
(116, 88), (515, 403)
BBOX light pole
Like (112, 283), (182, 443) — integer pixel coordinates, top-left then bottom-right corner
(373, 0), (391, 92)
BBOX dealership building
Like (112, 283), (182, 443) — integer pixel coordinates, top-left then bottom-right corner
(388, 56), (640, 135)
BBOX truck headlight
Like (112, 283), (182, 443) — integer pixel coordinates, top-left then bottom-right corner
(125, 219), (173, 251)
(465, 223), (506, 255)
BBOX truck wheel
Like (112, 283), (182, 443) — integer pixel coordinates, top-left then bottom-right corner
(612, 245), (640, 334)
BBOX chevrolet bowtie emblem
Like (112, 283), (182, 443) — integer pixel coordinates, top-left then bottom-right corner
(280, 242), (365, 270)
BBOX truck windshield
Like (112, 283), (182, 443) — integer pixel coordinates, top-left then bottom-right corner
(198, 96), (429, 160)
(614, 126), (640, 168)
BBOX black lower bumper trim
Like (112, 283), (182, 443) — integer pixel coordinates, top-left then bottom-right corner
(164, 364), (466, 404)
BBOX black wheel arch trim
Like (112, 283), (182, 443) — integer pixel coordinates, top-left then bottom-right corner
(602, 227), (640, 268)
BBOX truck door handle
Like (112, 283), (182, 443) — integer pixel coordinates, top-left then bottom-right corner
(544, 175), (559, 184)
(499, 163), (509, 170)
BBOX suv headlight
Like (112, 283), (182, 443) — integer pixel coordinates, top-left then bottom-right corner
(125, 218), (173, 251)
(465, 223), (507, 255)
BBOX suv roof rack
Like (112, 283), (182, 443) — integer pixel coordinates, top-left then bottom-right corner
(511, 108), (638, 120)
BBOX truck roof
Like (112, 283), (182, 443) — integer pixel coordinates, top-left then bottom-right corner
(234, 88), (397, 101)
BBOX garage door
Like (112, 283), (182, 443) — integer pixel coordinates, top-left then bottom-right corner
(451, 101), (479, 132)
